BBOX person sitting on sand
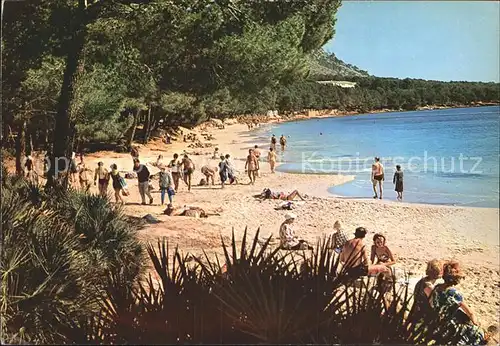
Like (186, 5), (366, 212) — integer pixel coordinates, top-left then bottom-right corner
(256, 188), (305, 201)
(201, 165), (218, 187)
(330, 221), (348, 254)
(340, 227), (370, 278)
(393, 164), (404, 201)
(371, 157), (384, 199)
(267, 147), (277, 173)
(212, 147), (220, 159)
(430, 260), (497, 345)
(370, 233), (396, 292)
(279, 213), (313, 250)
(180, 154), (195, 191)
(245, 148), (259, 185)
(409, 259), (443, 322)
(164, 204), (220, 218)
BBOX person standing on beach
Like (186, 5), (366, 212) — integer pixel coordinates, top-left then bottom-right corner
(393, 165), (404, 201)
(77, 160), (92, 192)
(371, 157), (384, 199)
(271, 134), (277, 150)
(94, 161), (109, 197)
(133, 158), (153, 205)
(267, 147), (277, 173)
(253, 145), (261, 177)
(225, 154), (237, 184)
(218, 155), (228, 188)
(181, 154), (195, 191)
(168, 153), (181, 191)
(245, 148), (259, 185)
(279, 135), (287, 152)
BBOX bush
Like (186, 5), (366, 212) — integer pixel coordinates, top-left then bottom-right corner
(0, 173), (144, 344)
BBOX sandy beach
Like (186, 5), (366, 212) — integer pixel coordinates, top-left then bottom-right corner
(21, 119), (500, 330)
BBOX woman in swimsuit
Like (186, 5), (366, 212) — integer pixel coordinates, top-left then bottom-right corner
(370, 233), (396, 293)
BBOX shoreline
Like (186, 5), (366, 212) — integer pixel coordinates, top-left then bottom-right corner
(235, 103), (500, 127)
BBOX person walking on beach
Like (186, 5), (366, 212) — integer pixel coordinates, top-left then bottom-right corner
(253, 145), (261, 177)
(159, 166), (175, 206)
(77, 161), (92, 192)
(225, 154), (237, 184)
(110, 164), (128, 204)
(371, 157), (384, 199)
(267, 147), (277, 173)
(168, 153), (181, 191)
(218, 155), (228, 188)
(271, 134), (277, 150)
(94, 161), (109, 197)
(133, 158), (153, 205)
(279, 135), (287, 152)
(245, 148), (259, 185)
(393, 165), (404, 201)
(181, 154), (195, 191)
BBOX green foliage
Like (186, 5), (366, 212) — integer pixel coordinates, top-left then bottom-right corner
(0, 172), (144, 344)
(60, 229), (463, 344)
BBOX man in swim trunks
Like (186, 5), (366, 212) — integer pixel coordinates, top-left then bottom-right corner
(245, 149), (259, 185)
(181, 154), (195, 191)
(340, 227), (370, 278)
(371, 157), (384, 199)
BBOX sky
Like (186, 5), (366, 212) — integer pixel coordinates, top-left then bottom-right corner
(324, 1), (500, 82)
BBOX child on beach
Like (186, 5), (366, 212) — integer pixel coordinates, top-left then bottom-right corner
(393, 165), (404, 201)
(159, 166), (175, 205)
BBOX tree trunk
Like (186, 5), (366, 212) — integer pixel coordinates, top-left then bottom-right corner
(143, 105), (151, 144)
(15, 121), (26, 175)
(26, 128), (33, 155)
(46, 1), (87, 188)
(127, 109), (140, 149)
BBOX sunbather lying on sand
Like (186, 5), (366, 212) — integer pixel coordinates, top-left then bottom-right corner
(163, 204), (220, 218)
(255, 188), (306, 201)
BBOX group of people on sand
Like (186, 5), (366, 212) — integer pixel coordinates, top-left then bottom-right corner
(371, 157), (404, 201)
(276, 217), (496, 345)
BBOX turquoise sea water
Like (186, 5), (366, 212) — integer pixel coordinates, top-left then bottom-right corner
(253, 106), (500, 208)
